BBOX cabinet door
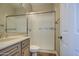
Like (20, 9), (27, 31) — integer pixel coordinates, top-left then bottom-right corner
(22, 46), (30, 56)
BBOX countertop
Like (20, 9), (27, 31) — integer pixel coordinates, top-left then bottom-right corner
(0, 36), (30, 50)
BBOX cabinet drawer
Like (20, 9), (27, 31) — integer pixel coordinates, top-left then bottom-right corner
(0, 43), (21, 56)
(21, 39), (30, 48)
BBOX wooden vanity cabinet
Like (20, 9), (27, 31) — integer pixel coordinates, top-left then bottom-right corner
(0, 38), (30, 56)
(0, 43), (21, 56)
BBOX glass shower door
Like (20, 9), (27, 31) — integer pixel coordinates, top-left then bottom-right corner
(28, 12), (55, 50)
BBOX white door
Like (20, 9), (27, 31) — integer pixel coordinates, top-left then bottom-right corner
(28, 12), (55, 50)
(60, 3), (78, 56)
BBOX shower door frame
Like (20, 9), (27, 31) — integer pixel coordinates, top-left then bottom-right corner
(5, 11), (56, 50)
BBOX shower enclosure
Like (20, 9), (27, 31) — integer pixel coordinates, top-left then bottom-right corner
(6, 11), (55, 51)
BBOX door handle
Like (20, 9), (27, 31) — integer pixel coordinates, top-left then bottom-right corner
(58, 36), (62, 40)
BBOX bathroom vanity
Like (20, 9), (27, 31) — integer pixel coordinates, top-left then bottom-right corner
(0, 35), (30, 56)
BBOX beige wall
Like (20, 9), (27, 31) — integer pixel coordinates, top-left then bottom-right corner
(15, 3), (55, 15)
(31, 3), (54, 12)
(15, 4), (32, 15)
(15, 8), (28, 15)
(54, 3), (60, 55)
(0, 4), (16, 32)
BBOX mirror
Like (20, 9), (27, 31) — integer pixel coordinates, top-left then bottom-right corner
(6, 15), (28, 34)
